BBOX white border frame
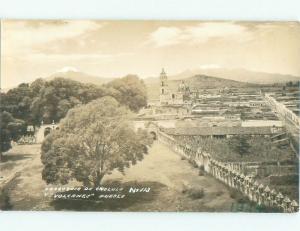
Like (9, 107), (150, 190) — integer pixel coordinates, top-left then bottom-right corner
(0, 0), (299, 230)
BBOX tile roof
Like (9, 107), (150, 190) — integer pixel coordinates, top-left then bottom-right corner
(161, 126), (273, 136)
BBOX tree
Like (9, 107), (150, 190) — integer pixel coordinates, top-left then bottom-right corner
(1, 83), (33, 123)
(107, 75), (147, 112)
(29, 78), (111, 124)
(0, 111), (26, 160)
(30, 78), (46, 95)
(41, 96), (153, 187)
(2, 75), (148, 127)
(229, 135), (251, 157)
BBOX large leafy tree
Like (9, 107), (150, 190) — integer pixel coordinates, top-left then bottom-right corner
(0, 111), (26, 160)
(29, 78), (117, 124)
(107, 75), (147, 112)
(2, 75), (147, 127)
(41, 96), (153, 187)
(1, 83), (33, 123)
(30, 78), (85, 124)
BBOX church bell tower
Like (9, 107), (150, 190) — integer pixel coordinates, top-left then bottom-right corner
(159, 68), (169, 105)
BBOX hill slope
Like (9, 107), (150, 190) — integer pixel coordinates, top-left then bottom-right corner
(170, 68), (300, 84)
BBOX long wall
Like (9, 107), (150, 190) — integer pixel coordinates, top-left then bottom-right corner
(157, 130), (299, 213)
(265, 93), (300, 127)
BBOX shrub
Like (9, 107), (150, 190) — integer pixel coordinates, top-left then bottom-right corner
(198, 166), (205, 176)
(186, 188), (205, 199)
(215, 191), (224, 197)
(229, 188), (248, 203)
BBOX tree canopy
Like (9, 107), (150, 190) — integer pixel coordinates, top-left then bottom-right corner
(1, 75), (147, 126)
(41, 96), (153, 187)
(0, 111), (26, 159)
(106, 75), (147, 112)
(229, 135), (251, 157)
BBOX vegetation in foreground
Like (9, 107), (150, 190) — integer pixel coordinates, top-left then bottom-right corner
(41, 96), (153, 187)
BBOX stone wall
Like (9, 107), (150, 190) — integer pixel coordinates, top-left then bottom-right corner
(157, 130), (299, 213)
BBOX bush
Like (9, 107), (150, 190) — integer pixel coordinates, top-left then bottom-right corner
(198, 166), (205, 176)
(188, 159), (198, 168)
(184, 188), (205, 199)
(229, 188), (248, 203)
(188, 188), (205, 199)
(215, 191), (224, 197)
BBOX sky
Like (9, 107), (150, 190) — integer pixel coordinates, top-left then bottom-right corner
(1, 20), (300, 89)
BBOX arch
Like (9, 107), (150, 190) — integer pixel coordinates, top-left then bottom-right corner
(44, 127), (52, 137)
(150, 131), (157, 140)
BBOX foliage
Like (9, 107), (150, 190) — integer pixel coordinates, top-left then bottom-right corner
(229, 188), (248, 203)
(106, 75), (147, 112)
(41, 96), (153, 187)
(1, 76), (148, 154)
(229, 135), (251, 157)
(1, 83), (34, 123)
(29, 78), (107, 124)
(0, 111), (26, 155)
(2, 76), (147, 127)
(183, 187), (205, 199)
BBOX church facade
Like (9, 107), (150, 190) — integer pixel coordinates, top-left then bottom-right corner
(159, 69), (191, 106)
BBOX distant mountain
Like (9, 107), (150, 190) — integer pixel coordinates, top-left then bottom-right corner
(171, 68), (300, 84)
(144, 74), (256, 100)
(46, 69), (112, 85)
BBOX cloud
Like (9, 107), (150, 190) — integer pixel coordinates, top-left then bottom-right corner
(148, 26), (182, 47)
(4, 52), (134, 64)
(147, 22), (252, 47)
(2, 20), (104, 56)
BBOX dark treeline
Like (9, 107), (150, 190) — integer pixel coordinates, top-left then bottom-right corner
(0, 75), (147, 153)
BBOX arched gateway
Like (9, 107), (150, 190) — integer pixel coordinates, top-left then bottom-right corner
(36, 123), (59, 143)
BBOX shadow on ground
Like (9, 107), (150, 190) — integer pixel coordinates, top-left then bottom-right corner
(0, 175), (21, 210)
(50, 180), (166, 211)
(1, 153), (33, 162)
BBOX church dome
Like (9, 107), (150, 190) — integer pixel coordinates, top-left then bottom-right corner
(178, 80), (189, 92)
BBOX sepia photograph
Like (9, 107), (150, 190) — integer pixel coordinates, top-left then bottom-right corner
(0, 20), (299, 212)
